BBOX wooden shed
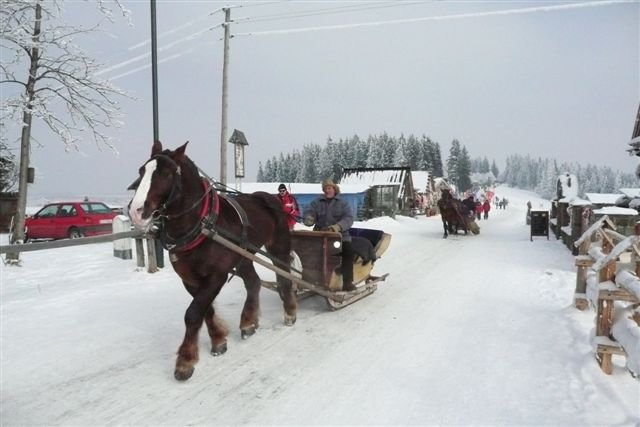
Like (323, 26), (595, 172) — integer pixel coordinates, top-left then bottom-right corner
(340, 167), (415, 218)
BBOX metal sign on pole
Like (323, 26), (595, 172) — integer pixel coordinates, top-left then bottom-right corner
(229, 129), (248, 188)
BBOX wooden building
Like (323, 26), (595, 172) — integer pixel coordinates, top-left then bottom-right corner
(340, 167), (415, 218)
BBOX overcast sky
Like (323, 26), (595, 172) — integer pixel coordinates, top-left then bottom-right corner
(9, 0), (640, 198)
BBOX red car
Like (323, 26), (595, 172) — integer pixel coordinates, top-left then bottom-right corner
(25, 201), (118, 240)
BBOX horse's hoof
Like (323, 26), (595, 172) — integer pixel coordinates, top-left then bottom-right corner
(174, 366), (194, 381)
(241, 326), (257, 339)
(211, 341), (227, 356)
(284, 314), (296, 326)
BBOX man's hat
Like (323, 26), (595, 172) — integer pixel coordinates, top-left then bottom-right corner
(321, 179), (340, 195)
(278, 183), (287, 191)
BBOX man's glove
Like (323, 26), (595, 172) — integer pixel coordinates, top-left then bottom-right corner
(327, 223), (341, 233)
(303, 214), (315, 227)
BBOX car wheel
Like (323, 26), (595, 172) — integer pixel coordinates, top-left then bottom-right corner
(68, 227), (83, 239)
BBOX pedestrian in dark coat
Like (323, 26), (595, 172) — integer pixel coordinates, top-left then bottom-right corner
(475, 201), (483, 220)
(483, 199), (491, 219)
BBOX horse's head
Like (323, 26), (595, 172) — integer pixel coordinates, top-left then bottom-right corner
(128, 140), (188, 230)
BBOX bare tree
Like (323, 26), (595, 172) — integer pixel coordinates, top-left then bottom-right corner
(0, 0), (129, 263)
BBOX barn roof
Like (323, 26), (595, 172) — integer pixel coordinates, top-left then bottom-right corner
(411, 171), (432, 191)
(619, 188), (640, 198)
(340, 167), (409, 187)
(584, 193), (622, 205)
(593, 206), (638, 216)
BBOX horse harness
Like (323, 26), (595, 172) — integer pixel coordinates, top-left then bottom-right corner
(144, 153), (248, 255)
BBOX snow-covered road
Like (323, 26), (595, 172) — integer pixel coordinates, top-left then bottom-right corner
(2, 186), (638, 426)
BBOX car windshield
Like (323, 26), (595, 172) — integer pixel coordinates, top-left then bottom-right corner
(81, 203), (111, 214)
(36, 205), (60, 218)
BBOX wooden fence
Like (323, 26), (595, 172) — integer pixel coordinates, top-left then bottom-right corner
(1, 223), (162, 273)
(573, 215), (640, 376)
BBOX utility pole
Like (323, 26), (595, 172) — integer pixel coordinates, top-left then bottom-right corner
(149, 0), (163, 269)
(6, 1), (42, 264)
(219, 7), (230, 185)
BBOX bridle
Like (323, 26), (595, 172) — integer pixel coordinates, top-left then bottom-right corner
(142, 154), (219, 252)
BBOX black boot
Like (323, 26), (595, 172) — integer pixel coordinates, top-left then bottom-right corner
(342, 281), (356, 292)
(341, 241), (355, 292)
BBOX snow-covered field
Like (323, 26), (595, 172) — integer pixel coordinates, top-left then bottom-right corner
(1, 186), (638, 426)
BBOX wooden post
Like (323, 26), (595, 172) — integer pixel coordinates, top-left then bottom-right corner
(596, 238), (616, 374)
(135, 238), (145, 268)
(146, 237), (158, 273)
(574, 241), (591, 310)
(596, 300), (614, 374)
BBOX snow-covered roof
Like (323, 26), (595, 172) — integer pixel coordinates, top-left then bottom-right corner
(340, 169), (407, 187)
(559, 196), (588, 205)
(567, 197), (590, 206)
(470, 172), (495, 183)
(557, 173), (578, 199)
(584, 193), (622, 205)
(231, 182), (370, 194)
(619, 188), (640, 198)
(411, 171), (431, 191)
(593, 206), (638, 216)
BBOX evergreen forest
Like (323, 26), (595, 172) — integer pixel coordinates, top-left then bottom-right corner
(256, 133), (638, 198)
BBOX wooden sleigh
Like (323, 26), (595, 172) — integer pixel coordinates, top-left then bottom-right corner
(261, 227), (391, 310)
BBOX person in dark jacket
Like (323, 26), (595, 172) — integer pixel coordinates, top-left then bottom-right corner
(462, 195), (476, 218)
(303, 179), (355, 292)
(483, 199), (491, 219)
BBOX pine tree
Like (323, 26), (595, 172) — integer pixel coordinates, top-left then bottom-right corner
(405, 134), (422, 170)
(446, 139), (461, 185)
(491, 160), (499, 180)
(366, 135), (385, 168)
(0, 138), (17, 192)
(433, 142), (443, 177)
(393, 134), (408, 166)
(256, 162), (265, 182)
(457, 146), (472, 191)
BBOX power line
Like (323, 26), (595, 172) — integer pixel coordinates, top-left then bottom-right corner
(234, 1), (417, 24)
(232, 0), (629, 38)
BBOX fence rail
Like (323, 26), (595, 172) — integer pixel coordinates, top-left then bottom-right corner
(0, 230), (144, 254)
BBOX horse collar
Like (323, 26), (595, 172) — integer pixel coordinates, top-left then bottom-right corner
(159, 179), (219, 253)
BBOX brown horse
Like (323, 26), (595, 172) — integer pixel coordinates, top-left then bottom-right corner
(128, 141), (296, 381)
(437, 189), (471, 238)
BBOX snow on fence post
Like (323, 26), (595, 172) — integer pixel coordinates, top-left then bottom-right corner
(112, 215), (132, 260)
(573, 215), (611, 310)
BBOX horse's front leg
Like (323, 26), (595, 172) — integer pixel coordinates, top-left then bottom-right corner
(441, 218), (448, 239)
(175, 276), (225, 381)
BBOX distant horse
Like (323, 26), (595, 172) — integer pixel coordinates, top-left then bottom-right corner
(437, 189), (471, 238)
(128, 140), (296, 381)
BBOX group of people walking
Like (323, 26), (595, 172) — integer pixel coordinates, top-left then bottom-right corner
(462, 195), (492, 220)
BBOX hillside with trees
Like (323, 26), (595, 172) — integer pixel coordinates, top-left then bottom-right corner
(256, 133), (638, 197)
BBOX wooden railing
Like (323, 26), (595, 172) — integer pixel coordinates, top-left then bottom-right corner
(573, 215), (640, 376)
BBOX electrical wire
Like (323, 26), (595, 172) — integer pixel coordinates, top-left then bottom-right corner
(232, 0), (628, 38)
(234, 1), (419, 24)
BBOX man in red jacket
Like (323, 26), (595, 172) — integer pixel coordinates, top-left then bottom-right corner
(277, 183), (299, 230)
